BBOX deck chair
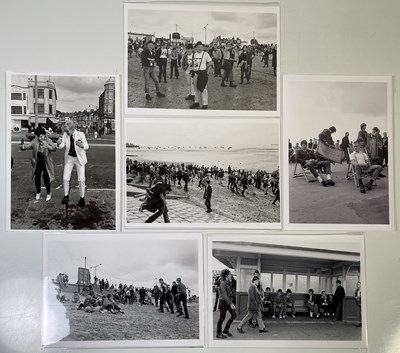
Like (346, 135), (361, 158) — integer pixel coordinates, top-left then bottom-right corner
(346, 147), (377, 187)
(293, 150), (321, 182)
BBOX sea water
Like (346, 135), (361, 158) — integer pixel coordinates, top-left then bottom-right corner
(126, 147), (279, 172)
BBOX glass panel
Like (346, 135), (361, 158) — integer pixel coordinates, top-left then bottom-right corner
(320, 277), (327, 293)
(297, 275), (307, 293)
(11, 93), (22, 100)
(285, 274), (296, 292)
(310, 276), (319, 293)
(346, 275), (359, 295)
(240, 268), (255, 292)
(11, 106), (23, 114)
(261, 273), (271, 290)
(272, 273), (283, 292)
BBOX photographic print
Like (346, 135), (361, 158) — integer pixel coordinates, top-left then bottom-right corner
(7, 73), (119, 231)
(124, 118), (280, 227)
(43, 233), (203, 348)
(125, 3), (279, 115)
(283, 76), (393, 231)
(208, 235), (366, 348)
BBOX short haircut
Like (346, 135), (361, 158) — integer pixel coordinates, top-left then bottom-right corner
(309, 288), (314, 293)
(159, 278), (163, 282)
(64, 120), (75, 129)
(176, 277), (181, 282)
(336, 280), (341, 284)
(300, 140), (308, 146)
(252, 276), (259, 283)
(158, 166), (166, 176)
(286, 288), (292, 293)
(265, 287), (271, 291)
(220, 268), (230, 279)
(360, 123), (366, 129)
(277, 289), (282, 293)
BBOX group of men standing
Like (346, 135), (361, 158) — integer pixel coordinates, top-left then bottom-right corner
(156, 277), (190, 319)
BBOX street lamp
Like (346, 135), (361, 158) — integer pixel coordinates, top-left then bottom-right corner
(90, 263), (102, 278)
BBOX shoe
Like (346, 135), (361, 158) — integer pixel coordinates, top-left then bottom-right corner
(185, 94), (194, 100)
(366, 180), (373, 190)
(279, 315), (282, 319)
(222, 330), (232, 337)
(183, 316), (189, 319)
(321, 180), (327, 187)
(35, 193), (40, 200)
(221, 82), (227, 87)
(206, 210), (211, 213)
(317, 314), (320, 318)
(145, 94), (152, 101)
(292, 315), (296, 318)
(79, 197), (85, 207)
(46, 193), (52, 201)
(326, 180), (335, 186)
(229, 82), (237, 87)
(359, 184), (366, 193)
(170, 311), (174, 314)
(272, 315), (275, 319)
(248, 322), (256, 328)
(201, 105), (208, 109)
(259, 328), (268, 333)
(61, 195), (69, 204)
(156, 92), (165, 97)
(282, 315), (286, 318)
(237, 327), (244, 334)
(216, 334), (227, 339)
(190, 103), (200, 109)
(378, 173), (386, 177)
(177, 313), (183, 317)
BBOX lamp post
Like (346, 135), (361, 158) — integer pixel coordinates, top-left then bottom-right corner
(90, 263), (102, 278)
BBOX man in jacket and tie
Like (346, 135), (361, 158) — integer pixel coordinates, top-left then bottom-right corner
(57, 120), (89, 207)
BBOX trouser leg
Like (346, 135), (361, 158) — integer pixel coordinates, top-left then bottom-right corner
(63, 156), (75, 196)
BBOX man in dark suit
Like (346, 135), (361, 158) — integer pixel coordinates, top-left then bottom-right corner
(204, 177), (213, 212)
(341, 132), (350, 163)
(333, 280), (346, 320)
(306, 289), (319, 318)
(176, 278), (189, 319)
(158, 278), (174, 314)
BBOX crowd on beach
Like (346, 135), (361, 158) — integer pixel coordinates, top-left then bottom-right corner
(56, 274), (193, 319)
(129, 35), (277, 108)
(213, 268), (362, 339)
(126, 158), (280, 222)
(288, 123), (388, 193)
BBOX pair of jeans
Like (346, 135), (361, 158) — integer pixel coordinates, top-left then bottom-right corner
(170, 59), (179, 78)
(216, 301), (236, 334)
(143, 66), (160, 94)
(158, 59), (167, 81)
(34, 153), (50, 194)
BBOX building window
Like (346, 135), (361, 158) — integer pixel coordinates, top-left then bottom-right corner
(37, 103), (45, 114)
(11, 106), (23, 114)
(34, 89), (45, 98)
(297, 275), (307, 293)
(23, 93), (26, 100)
(285, 274), (296, 292)
(272, 273), (283, 292)
(309, 276), (320, 293)
(49, 104), (53, 114)
(49, 90), (53, 99)
(11, 93), (22, 100)
(24, 106), (27, 115)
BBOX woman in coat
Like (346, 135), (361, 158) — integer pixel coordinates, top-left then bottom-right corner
(236, 276), (268, 334)
(20, 126), (57, 201)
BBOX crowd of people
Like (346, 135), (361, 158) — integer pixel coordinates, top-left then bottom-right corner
(289, 123), (388, 193)
(55, 273), (193, 319)
(126, 159), (280, 223)
(214, 268), (362, 339)
(129, 35), (277, 108)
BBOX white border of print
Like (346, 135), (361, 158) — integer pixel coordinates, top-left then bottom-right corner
(42, 232), (205, 348)
(6, 72), (121, 232)
(123, 116), (281, 230)
(282, 75), (395, 232)
(124, 2), (280, 117)
(206, 232), (368, 349)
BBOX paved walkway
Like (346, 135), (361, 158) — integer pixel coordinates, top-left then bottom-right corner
(126, 196), (235, 223)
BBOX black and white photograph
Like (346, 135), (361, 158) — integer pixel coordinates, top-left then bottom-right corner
(43, 233), (203, 348)
(283, 76), (393, 231)
(208, 235), (366, 348)
(125, 3), (279, 115)
(7, 73), (119, 231)
(125, 118), (280, 226)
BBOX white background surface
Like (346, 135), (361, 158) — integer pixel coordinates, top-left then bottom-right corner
(0, 1), (399, 353)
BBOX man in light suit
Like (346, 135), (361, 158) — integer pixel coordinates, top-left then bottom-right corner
(57, 120), (89, 206)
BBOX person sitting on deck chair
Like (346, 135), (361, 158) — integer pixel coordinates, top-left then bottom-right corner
(296, 140), (335, 186)
(349, 140), (383, 194)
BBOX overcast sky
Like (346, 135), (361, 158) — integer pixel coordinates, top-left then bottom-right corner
(285, 80), (388, 144)
(128, 9), (277, 44)
(46, 238), (199, 294)
(11, 74), (111, 112)
(126, 119), (279, 148)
